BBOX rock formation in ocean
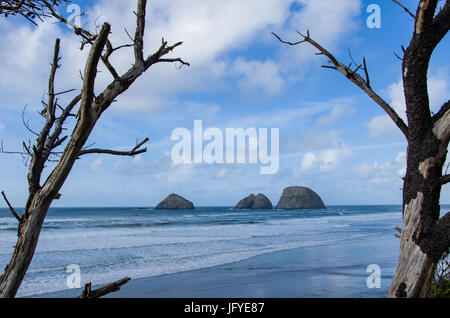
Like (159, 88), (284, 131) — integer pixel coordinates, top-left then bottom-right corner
(155, 193), (195, 210)
(234, 193), (273, 209)
(275, 186), (326, 209)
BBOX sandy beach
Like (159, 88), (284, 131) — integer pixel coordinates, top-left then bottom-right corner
(37, 236), (399, 298)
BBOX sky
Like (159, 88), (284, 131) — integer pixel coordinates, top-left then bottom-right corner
(0, 0), (449, 207)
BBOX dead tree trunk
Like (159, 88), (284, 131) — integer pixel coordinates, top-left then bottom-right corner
(274, 0), (450, 297)
(388, 0), (450, 297)
(0, 0), (188, 298)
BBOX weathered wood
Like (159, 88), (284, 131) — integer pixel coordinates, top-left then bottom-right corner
(78, 277), (131, 298)
(388, 193), (437, 297)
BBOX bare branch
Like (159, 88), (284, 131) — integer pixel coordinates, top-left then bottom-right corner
(79, 23), (111, 119)
(433, 0), (450, 37)
(27, 38), (63, 193)
(46, 37), (60, 121)
(43, 1), (92, 41)
(54, 88), (76, 96)
(78, 138), (149, 157)
(22, 141), (32, 156)
(440, 174), (450, 185)
(21, 105), (39, 136)
(394, 226), (403, 239)
(401, 1), (449, 136)
(415, 0), (440, 35)
(272, 31), (409, 137)
(134, 0), (146, 64)
(363, 57), (370, 89)
(0, 0), (69, 25)
(1, 191), (21, 222)
(271, 32), (306, 46)
(101, 56), (120, 80)
(391, 0), (416, 19)
(77, 277), (131, 298)
(433, 99), (450, 123)
(157, 58), (190, 68)
(144, 39), (190, 69)
(429, 211), (450, 261)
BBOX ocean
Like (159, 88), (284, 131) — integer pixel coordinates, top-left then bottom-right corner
(0, 205), (443, 297)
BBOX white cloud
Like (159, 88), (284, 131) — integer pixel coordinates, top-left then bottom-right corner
(0, 22), (60, 100)
(368, 73), (450, 138)
(82, 0), (296, 106)
(281, 129), (342, 153)
(140, 0), (294, 64)
(291, 0), (361, 41)
(122, 154), (195, 185)
(215, 167), (242, 179)
(0, 0), (364, 113)
(299, 152), (318, 171)
(232, 58), (284, 97)
(90, 158), (104, 172)
(353, 152), (406, 187)
(296, 144), (353, 175)
(318, 104), (354, 125)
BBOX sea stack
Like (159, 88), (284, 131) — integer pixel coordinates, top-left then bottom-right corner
(235, 193), (273, 209)
(155, 193), (195, 210)
(276, 186), (326, 210)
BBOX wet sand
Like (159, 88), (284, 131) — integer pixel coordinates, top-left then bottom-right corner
(36, 236), (399, 298)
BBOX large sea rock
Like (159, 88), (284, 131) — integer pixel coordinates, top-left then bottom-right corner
(155, 193), (195, 210)
(235, 193), (273, 209)
(275, 186), (326, 210)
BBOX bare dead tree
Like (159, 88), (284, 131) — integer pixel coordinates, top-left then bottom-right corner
(0, 0), (188, 298)
(274, 0), (450, 297)
(0, 0), (68, 25)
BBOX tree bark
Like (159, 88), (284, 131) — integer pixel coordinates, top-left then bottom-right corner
(0, 204), (49, 298)
(388, 0), (450, 297)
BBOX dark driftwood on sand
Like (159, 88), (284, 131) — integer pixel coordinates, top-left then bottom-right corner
(77, 277), (131, 298)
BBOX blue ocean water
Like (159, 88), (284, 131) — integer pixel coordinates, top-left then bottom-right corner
(0, 205), (445, 297)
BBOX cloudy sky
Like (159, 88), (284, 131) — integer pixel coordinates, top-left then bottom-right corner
(0, 0), (449, 207)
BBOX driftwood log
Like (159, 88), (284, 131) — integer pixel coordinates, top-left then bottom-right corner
(77, 277), (131, 298)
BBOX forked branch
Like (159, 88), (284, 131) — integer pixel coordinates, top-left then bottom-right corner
(78, 138), (149, 157)
(272, 31), (409, 137)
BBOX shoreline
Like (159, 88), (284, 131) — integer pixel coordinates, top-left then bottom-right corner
(34, 236), (399, 298)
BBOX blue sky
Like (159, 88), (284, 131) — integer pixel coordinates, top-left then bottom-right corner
(0, 0), (449, 207)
